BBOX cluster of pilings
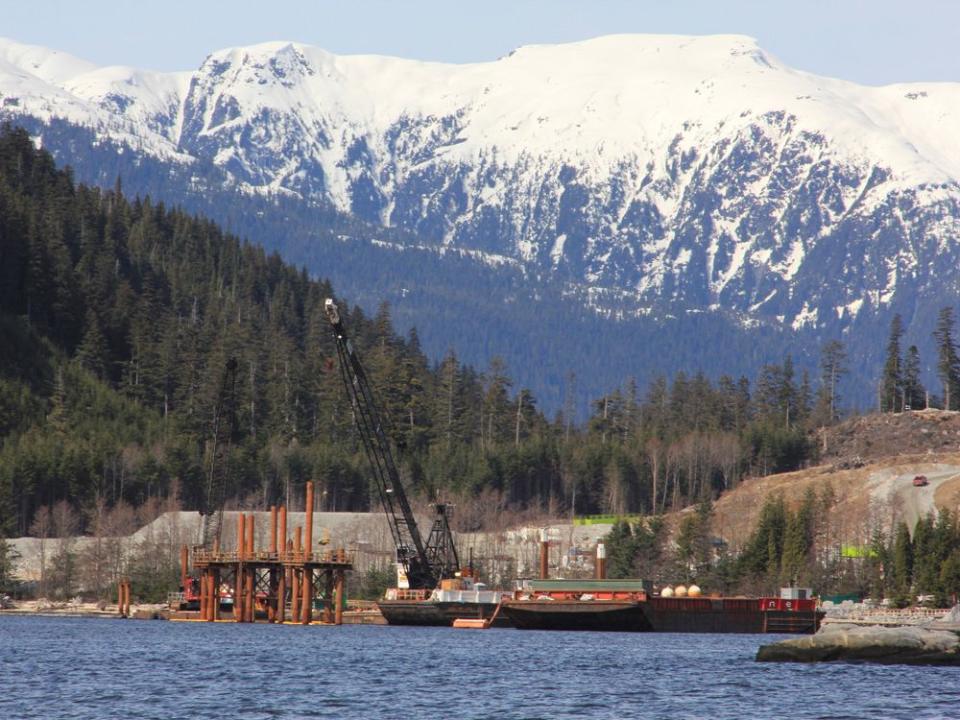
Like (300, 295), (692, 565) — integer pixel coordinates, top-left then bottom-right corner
(117, 578), (132, 617)
(189, 481), (352, 625)
(537, 532), (607, 580)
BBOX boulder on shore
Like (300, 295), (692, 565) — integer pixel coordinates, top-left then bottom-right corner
(756, 622), (960, 665)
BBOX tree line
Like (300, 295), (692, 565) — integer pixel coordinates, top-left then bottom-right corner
(603, 490), (960, 606)
(0, 125), (852, 542)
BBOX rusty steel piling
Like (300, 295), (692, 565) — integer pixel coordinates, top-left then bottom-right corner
(539, 530), (549, 580)
(291, 527), (302, 623)
(596, 541), (607, 580)
(117, 578), (131, 617)
(180, 545), (189, 595)
(302, 482), (314, 624)
(334, 569), (344, 625)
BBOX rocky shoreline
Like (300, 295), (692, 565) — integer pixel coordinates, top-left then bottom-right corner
(0, 599), (168, 619)
(757, 620), (960, 665)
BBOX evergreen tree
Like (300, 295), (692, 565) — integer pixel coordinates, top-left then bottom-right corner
(880, 314), (904, 413)
(780, 488), (816, 585)
(0, 538), (20, 594)
(76, 309), (110, 379)
(939, 550), (960, 604)
(933, 307), (960, 410)
(740, 494), (787, 580)
(903, 345), (925, 410)
(604, 519), (637, 579)
(481, 357), (513, 448)
(675, 499), (713, 582)
(890, 521), (914, 607)
(816, 340), (847, 424)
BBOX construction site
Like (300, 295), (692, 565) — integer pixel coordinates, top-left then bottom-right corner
(2, 298), (611, 623)
(7, 303), (960, 628)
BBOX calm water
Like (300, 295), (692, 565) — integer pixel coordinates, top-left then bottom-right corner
(2, 616), (959, 719)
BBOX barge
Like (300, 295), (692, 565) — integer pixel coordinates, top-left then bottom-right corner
(378, 576), (510, 627)
(500, 580), (822, 634)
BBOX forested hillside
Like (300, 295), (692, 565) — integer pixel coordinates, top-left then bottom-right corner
(0, 126), (854, 538)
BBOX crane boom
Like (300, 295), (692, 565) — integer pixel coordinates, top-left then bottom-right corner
(325, 299), (458, 589)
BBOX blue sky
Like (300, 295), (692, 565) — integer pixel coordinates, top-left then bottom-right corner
(9, 0), (959, 85)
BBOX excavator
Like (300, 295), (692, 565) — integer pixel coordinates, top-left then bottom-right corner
(324, 299), (459, 589)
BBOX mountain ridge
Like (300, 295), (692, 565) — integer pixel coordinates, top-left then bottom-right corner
(3, 34), (960, 411)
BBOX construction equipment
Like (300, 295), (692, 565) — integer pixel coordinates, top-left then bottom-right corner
(324, 298), (459, 589)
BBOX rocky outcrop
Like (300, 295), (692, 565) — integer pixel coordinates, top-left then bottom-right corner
(757, 622), (960, 665)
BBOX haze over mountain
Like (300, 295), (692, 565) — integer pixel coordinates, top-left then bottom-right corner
(3, 34), (959, 411)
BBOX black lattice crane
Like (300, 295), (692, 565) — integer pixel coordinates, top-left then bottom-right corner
(324, 299), (459, 589)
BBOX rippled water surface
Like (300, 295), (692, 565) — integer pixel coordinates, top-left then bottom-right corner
(2, 615), (959, 719)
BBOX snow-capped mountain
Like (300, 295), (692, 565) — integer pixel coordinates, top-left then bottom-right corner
(3, 34), (960, 406)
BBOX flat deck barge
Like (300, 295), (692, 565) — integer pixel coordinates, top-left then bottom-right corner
(501, 580), (822, 634)
(377, 580), (510, 627)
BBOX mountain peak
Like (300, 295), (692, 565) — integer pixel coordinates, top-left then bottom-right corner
(0, 37), (97, 84)
(3, 33), (960, 346)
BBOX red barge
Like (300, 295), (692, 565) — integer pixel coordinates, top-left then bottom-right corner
(500, 580), (822, 634)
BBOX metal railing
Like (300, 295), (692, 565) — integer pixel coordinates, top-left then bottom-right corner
(192, 548), (352, 565)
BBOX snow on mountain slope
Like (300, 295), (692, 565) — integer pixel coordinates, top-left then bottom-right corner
(3, 34), (960, 330)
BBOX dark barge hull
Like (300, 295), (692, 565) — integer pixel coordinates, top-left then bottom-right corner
(502, 597), (822, 634)
(644, 597), (821, 634)
(503, 600), (652, 632)
(377, 600), (510, 627)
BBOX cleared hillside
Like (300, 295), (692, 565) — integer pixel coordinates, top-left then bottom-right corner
(706, 410), (960, 548)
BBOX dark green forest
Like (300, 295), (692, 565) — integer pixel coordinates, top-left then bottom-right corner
(0, 125), (843, 540)
(7, 124), (960, 605)
(0, 126), (907, 544)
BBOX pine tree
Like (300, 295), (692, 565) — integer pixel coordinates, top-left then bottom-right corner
(933, 307), (960, 410)
(817, 340), (847, 424)
(76, 309), (110, 379)
(675, 499), (713, 582)
(0, 538), (20, 594)
(780, 488), (816, 585)
(482, 357), (513, 448)
(740, 494), (787, 579)
(939, 550), (960, 603)
(604, 519), (637, 579)
(903, 345), (925, 411)
(880, 314), (904, 413)
(890, 521), (913, 607)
